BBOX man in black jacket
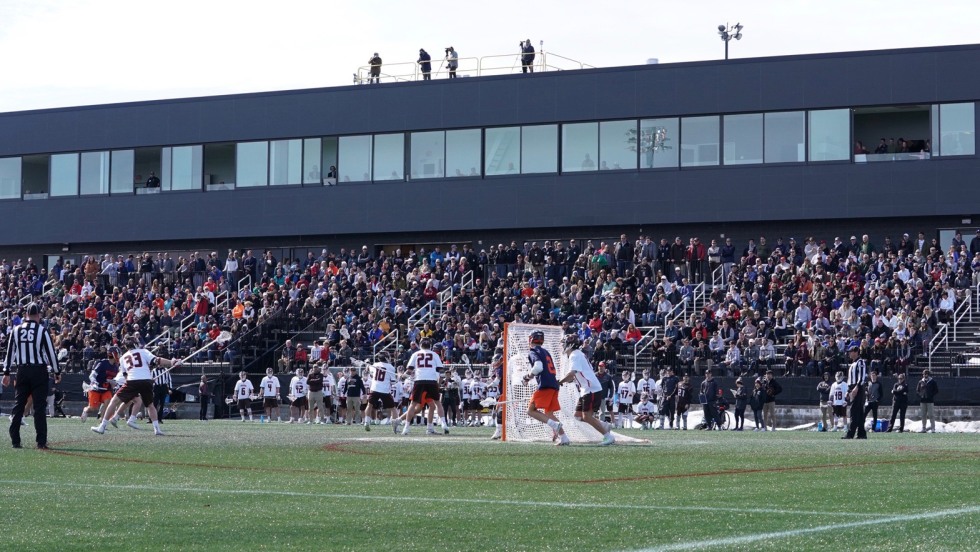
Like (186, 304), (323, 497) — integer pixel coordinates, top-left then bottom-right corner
(863, 370), (883, 430)
(888, 373), (909, 432)
(520, 39), (535, 73)
(418, 49), (432, 80)
(762, 369), (781, 431)
(916, 370), (939, 433)
(699, 371), (720, 430)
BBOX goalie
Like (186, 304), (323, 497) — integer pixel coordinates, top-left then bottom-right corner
(556, 334), (615, 446)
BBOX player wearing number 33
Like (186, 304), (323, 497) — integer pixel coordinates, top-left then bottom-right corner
(522, 330), (570, 446)
(91, 346), (181, 436)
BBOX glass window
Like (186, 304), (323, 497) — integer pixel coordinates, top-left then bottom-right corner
(681, 116), (720, 167)
(303, 138), (322, 184)
(639, 118), (679, 169)
(599, 120), (637, 170)
(764, 111), (806, 163)
(373, 133), (405, 181)
(0, 157), (21, 199)
(808, 109), (850, 161)
(339, 136), (372, 183)
(270, 139), (302, 185)
(931, 105), (940, 157)
(411, 131), (445, 179)
(22, 155), (49, 197)
(723, 114), (763, 165)
(939, 103), (975, 156)
(50, 153), (79, 197)
(166, 145), (202, 191)
(562, 122), (598, 172)
(485, 127), (520, 176)
(203, 143), (235, 189)
(446, 129), (481, 178)
(521, 125), (557, 174)
(236, 141), (268, 187)
(110, 149), (134, 194)
(321, 137), (339, 183)
(134, 147), (161, 189)
(80, 151), (110, 195)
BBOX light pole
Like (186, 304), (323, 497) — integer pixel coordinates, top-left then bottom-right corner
(717, 22), (744, 60)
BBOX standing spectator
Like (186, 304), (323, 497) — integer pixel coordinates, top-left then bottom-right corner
(418, 48), (432, 80)
(615, 234), (632, 275)
(888, 373), (909, 433)
(198, 376), (211, 421)
(816, 371), (832, 432)
(916, 369), (939, 433)
(731, 378), (747, 431)
(699, 370), (719, 430)
(520, 39), (535, 73)
(864, 370), (883, 430)
(445, 46), (458, 78)
(368, 53), (382, 84)
(762, 369), (781, 431)
(749, 378), (766, 431)
(720, 237), (736, 284)
(151, 364), (173, 424)
(970, 229), (980, 257)
(344, 368), (366, 425)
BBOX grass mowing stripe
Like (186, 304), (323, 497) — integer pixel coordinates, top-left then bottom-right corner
(0, 479), (879, 518)
(634, 504), (980, 551)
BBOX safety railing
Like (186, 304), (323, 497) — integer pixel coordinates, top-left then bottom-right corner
(631, 326), (660, 372)
(355, 50), (594, 84)
(373, 330), (399, 362)
(927, 323), (948, 372)
(711, 264), (724, 288)
(952, 293), (972, 341)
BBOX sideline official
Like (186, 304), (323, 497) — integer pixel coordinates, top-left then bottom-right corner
(843, 345), (868, 440)
(152, 365), (173, 423)
(3, 303), (60, 449)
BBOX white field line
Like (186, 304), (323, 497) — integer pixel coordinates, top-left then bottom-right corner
(0, 479), (879, 518)
(632, 504), (980, 551)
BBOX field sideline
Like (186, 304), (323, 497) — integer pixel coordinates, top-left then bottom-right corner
(1, 419), (978, 551)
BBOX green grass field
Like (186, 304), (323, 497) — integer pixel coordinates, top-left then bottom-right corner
(1, 419), (978, 551)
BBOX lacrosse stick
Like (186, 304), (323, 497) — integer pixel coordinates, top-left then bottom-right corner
(164, 330), (232, 373)
(461, 353), (471, 368)
(480, 396), (524, 408)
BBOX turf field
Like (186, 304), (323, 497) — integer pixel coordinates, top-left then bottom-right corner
(1, 419), (978, 551)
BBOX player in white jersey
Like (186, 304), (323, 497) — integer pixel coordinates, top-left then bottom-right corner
(557, 334), (614, 445)
(364, 354), (399, 432)
(288, 368), (308, 423)
(336, 369), (348, 424)
(633, 393), (657, 429)
(233, 371), (255, 421)
(401, 338), (449, 435)
(635, 369), (655, 400)
(460, 370), (472, 426)
(91, 346), (179, 436)
(616, 371), (637, 428)
(321, 368), (335, 423)
(829, 371), (849, 431)
(259, 367), (282, 422)
(468, 376), (487, 426)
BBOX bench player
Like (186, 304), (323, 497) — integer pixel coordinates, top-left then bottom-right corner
(259, 367), (282, 422)
(288, 368), (308, 423)
(233, 371), (255, 422)
(522, 330), (569, 446)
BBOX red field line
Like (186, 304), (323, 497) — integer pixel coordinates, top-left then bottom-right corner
(41, 439), (980, 485)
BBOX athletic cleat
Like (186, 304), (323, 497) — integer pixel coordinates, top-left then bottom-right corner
(109, 419), (119, 429)
(600, 434), (616, 447)
(91, 426), (106, 435)
(426, 428), (437, 435)
(154, 429), (165, 436)
(392, 420), (400, 434)
(364, 423), (370, 432)
(555, 437), (570, 446)
(401, 425), (410, 436)
(126, 420), (141, 430)
(443, 427), (450, 435)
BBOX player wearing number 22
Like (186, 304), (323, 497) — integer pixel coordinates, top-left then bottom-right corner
(401, 338), (450, 435)
(523, 330), (570, 446)
(91, 347), (180, 436)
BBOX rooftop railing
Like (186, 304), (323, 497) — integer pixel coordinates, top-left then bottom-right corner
(354, 49), (594, 85)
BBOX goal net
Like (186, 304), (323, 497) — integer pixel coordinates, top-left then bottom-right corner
(502, 323), (644, 444)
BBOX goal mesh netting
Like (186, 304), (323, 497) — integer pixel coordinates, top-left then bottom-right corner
(503, 323), (651, 444)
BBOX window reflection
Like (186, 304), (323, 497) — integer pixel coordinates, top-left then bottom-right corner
(411, 131), (445, 179)
(81, 151), (110, 195)
(808, 109), (849, 161)
(764, 112), (805, 163)
(270, 139), (302, 185)
(562, 122), (598, 173)
(521, 125), (557, 174)
(339, 136), (372, 182)
(446, 129), (481, 178)
(639, 118), (678, 168)
(723, 114), (763, 165)
(110, 149), (134, 194)
(373, 134), (405, 181)
(0, 157), (21, 199)
(599, 120), (637, 170)
(236, 141), (269, 187)
(939, 103), (975, 156)
(50, 153), (79, 197)
(681, 116), (719, 167)
(485, 127), (520, 176)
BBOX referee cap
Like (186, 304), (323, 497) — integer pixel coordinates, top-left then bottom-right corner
(26, 303), (40, 315)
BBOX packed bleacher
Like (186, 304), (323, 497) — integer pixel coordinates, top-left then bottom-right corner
(2, 230), (979, 378)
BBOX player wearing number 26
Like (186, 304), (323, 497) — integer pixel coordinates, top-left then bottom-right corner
(91, 347), (180, 436)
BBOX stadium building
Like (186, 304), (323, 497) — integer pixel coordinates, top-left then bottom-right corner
(0, 43), (978, 266)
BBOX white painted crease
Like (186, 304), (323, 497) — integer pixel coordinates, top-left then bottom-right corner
(0, 479), (877, 518)
(632, 504), (980, 551)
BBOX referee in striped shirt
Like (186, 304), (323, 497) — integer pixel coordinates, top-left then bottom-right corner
(151, 365), (173, 423)
(843, 345), (869, 440)
(3, 303), (59, 449)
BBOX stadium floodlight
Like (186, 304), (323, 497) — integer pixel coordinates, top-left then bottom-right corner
(718, 22), (745, 59)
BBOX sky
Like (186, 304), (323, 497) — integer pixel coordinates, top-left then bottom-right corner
(0, 0), (977, 113)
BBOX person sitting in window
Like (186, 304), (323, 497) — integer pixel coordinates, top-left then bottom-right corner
(145, 171), (161, 188)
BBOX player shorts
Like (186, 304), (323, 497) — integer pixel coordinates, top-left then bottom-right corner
(530, 387), (561, 414)
(369, 391), (396, 409)
(468, 399), (483, 410)
(292, 396), (308, 409)
(115, 379), (153, 405)
(618, 403), (632, 414)
(237, 399), (251, 410)
(264, 397), (279, 409)
(833, 405), (846, 417)
(411, 381), (441, 405)
(575, 391), (602, 414)
(88, 389), (113, 409)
